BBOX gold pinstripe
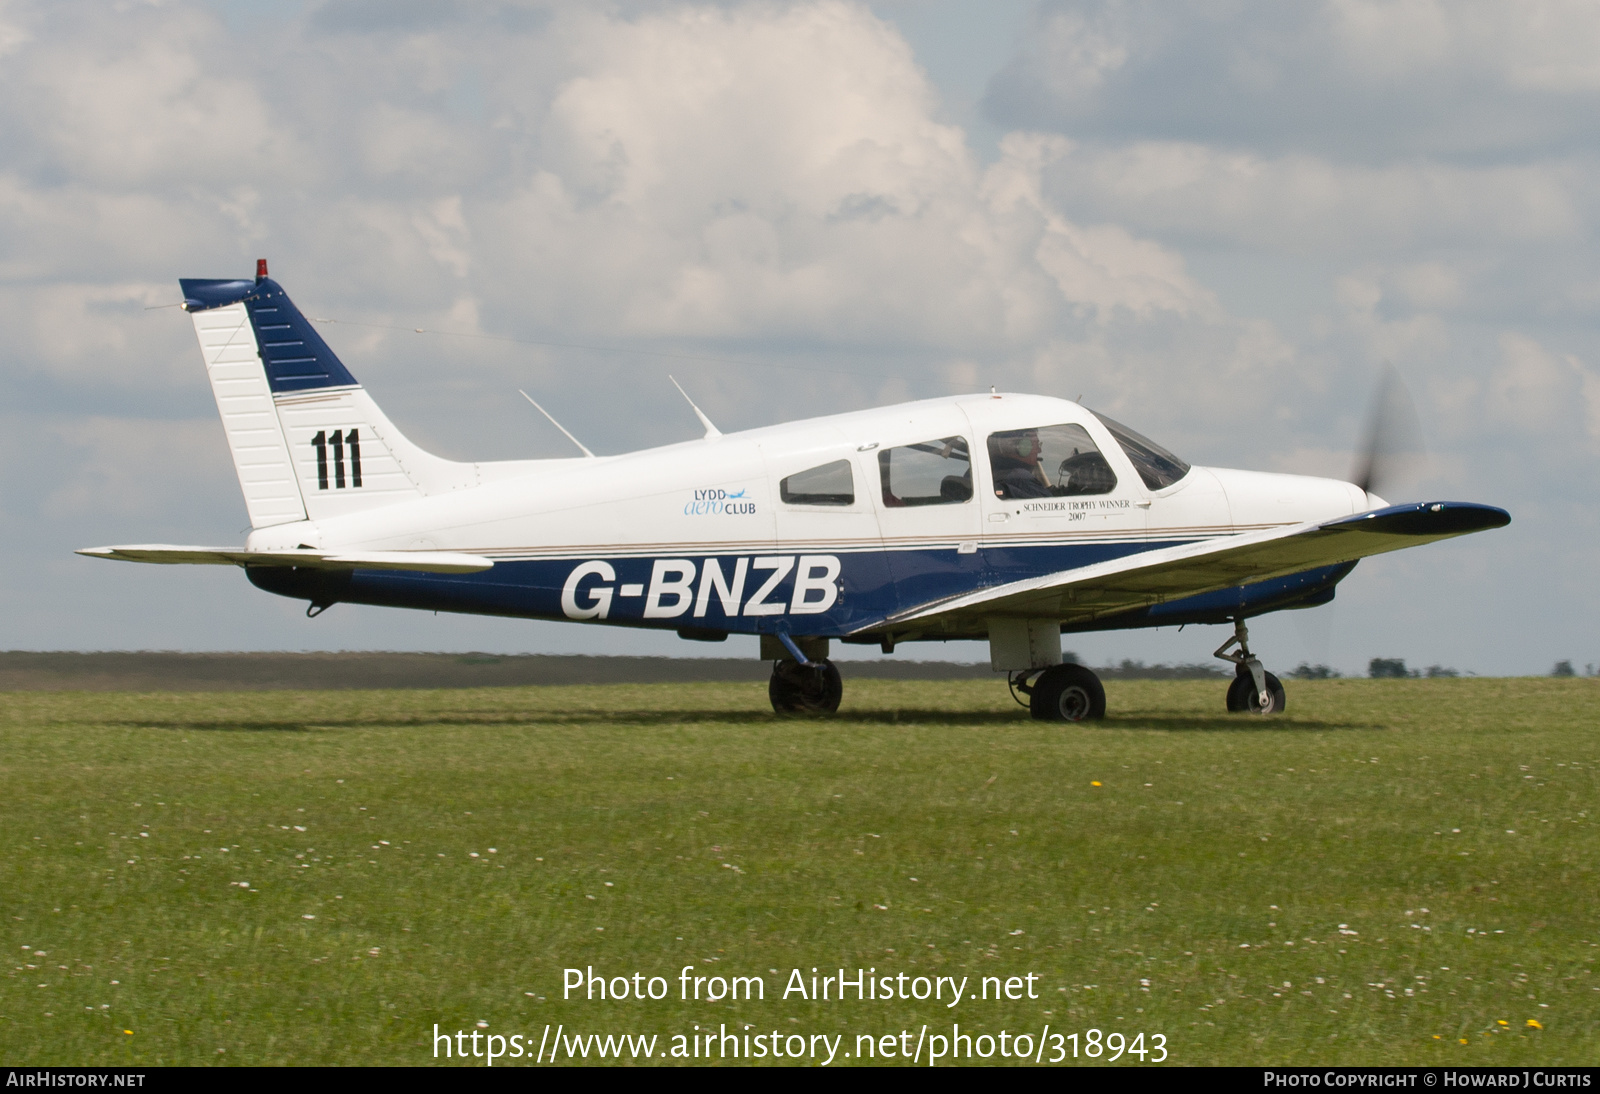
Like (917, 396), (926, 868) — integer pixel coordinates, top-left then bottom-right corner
(452, 524), (1291, 563)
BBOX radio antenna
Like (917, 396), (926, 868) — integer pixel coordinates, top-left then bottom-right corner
(668, 375), (722, 439)
(519, 390), (595, 458)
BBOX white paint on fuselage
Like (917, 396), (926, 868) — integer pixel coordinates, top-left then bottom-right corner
(244, 394), (1369, 559)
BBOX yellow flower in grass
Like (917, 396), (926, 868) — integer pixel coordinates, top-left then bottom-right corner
(1458, 1038), (1469, 1044)
(1091, 781), (1102, 787)
(1527, 1019), (1543, 1030)
(1497, 1020), (1509, 1027)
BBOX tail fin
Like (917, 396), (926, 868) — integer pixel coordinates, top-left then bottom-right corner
(181, 263), (478, 528)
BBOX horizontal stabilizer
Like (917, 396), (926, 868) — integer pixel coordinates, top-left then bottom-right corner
(76, 545), (493, 574)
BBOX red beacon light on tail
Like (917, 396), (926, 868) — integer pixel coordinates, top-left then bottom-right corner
(256, 258), (268, 280)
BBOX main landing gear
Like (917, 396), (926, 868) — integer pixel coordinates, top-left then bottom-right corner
(1214, 618), (1286, 715)
(767, 634), (842, 714)
(1011, 663), (1107, 722)
(769, 658), (843, 714)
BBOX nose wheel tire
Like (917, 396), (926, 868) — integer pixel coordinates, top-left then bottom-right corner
(769, 658), (843, 714)
(1226, 669), (1286, 714)
(1029, 663), (1106, 722)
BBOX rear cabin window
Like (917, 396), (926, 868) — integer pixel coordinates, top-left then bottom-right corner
(1090, 411), (1191, 491)
(780, 459), (855, 505)
(878, 436), (972, 507)
(987, 423), (1117, 498)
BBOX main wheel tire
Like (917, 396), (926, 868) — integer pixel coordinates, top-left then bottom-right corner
(1225, 672), (1253, 712)
(1029, 663), (1106, 722)
(1226, 668), (1286, 714)
(769, 659), (843, 714)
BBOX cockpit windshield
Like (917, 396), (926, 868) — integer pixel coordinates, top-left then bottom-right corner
(1090, 411), (1191, 491)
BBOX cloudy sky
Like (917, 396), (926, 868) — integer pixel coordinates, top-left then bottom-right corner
(1, 0), (1595, 675)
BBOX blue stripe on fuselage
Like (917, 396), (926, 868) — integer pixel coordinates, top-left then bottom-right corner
(248, 539), (1232, 634)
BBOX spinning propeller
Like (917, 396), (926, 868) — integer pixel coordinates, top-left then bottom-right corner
(1351, 363), (1425, 502)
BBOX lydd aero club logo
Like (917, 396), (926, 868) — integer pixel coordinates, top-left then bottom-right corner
(561, 556), (841, 620)
(684, 488), (756, 516)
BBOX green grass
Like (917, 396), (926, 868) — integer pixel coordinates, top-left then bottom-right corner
(2, 678), (1597, 1066)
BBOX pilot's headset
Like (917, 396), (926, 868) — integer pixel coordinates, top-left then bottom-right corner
(995, 431), (1038, 460)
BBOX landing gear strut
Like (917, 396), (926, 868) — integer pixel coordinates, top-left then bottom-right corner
(1214, 618), (1286, 714)
(1012, 663), (1106, 722)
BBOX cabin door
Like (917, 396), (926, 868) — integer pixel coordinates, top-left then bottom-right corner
(978, 418), (1149, 587)
(762, 440), (892, 635)
(868, 423), (986, 616)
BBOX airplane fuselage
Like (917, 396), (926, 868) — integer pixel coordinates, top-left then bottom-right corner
(241, 392), (1370, 644)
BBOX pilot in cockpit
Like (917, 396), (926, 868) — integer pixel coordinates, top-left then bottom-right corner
(989, 429), (1054, 499)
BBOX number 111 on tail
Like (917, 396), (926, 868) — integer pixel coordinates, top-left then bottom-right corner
(311, 429), (362, 490)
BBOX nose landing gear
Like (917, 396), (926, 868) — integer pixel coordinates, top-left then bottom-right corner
(1215, 619), (1286, 714)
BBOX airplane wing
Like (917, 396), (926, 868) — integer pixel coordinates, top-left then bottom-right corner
(886, 501), (1509, 629)
(76, 545), (493, 574)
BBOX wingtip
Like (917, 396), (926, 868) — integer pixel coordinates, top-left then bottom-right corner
(1337, 501), (1510, 536)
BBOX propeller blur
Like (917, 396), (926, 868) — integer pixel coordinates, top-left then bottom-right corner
(1352, 363), (1426, 502)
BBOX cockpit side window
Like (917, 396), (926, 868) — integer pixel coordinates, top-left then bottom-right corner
(780, 459), (855, 506)
(987, 423), (1117, 499)
(1090, 411), (1191, 491)
(878, 436), (972, 507)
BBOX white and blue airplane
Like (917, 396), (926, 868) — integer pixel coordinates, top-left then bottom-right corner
(80, 262), (1510, 720)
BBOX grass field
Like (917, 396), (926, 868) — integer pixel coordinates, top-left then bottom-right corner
(1, 677), (1596, 1067)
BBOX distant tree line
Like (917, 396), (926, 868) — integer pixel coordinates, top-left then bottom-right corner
(1064, 654), (1226, 679)
(1361, 658), (1594, 678)
(1066, 655), (1595, 680)
(1366, 658), (1460, 678)
(1291, 659), (1469, 678)
(1096, 657), (1592, 681)
(1072, 656), (1591, 680)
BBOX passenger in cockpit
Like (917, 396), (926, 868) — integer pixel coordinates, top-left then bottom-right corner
(989, 429), (1053, 499)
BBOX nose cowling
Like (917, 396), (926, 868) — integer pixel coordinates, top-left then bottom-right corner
(1205, 467), (1371, 528)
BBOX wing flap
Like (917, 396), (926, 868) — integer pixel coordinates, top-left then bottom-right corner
(891, 501), (1508, 628)
(76, 545), (493, 574)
